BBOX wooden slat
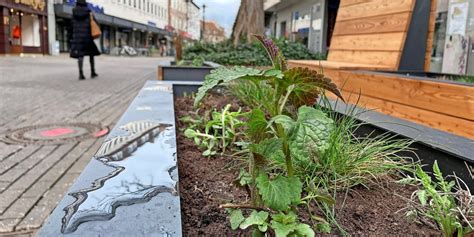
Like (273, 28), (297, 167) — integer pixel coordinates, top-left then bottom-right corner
(339, 0), (371, 7)
(289, 60), (393, 71)
(323, 69), (474, 121)
(326, 92), (474, 139)
(336, 0), (415, 22)
(157, 66), (163, 80)
(333, 12), (411, 36)
(330, 32), (405, 51)
(328, 50), (399, 67)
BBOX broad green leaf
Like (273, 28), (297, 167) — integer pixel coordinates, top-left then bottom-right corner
(263, 69), (284, 79)
(239, 210), (269, 229)
(295, 223), (315, 237)
(282, 67), (344, 107)
(271, 221), (297, 237)
(315, 222), (331, 234)
(246, 108), (269, 142)
(258, 223), (268, 232)
(184, 129), (197, 138)
(194, 66), (264, 107)
(271, 115), (296, 133)
(289, 106), (334, 161)
(271, 219), (315, 237)
(202, 149), (212, 156)
(229, 209), (245, 230)
(256, 174), (302, 211)
(250, 138), (285, 164)
(272, 212), (297, 225)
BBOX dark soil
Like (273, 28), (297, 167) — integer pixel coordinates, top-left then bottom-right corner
(175, 93), (249, 236)
(328, 179), (440, 236)
(175, 94), (440, 236)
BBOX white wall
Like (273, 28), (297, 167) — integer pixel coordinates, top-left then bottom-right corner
(88, 0), (168, 29)
(187, 3), (201, 40)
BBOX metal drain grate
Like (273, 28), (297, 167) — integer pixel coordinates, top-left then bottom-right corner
(2, 123), (109, 145)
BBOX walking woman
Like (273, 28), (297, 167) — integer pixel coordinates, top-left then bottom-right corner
(70, 0), (100, 80)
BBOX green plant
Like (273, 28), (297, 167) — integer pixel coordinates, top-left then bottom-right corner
(307, 114), (413, 234)
(194, 35), (344, 236)
(404, 161), (473, 237)
(453, 75), (474, 84)
(191, 56), (205, 67)
(184, 104), (246, 156)
(183, 39), (326, 66)
(299, 100), (414, 190)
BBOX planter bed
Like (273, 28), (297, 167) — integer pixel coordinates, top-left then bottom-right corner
(39, 80), (472, 236)
(157, 61), (221, 82)
(174, 93), (441, 236)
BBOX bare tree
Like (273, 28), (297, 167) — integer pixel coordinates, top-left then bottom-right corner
(231, 0), (264, 46)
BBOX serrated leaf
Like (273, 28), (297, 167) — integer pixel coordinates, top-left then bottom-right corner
(254, 35), (287, 71)
(246, 108), (269, 142)
(272, 212), (297, 224)
(250, 138), (285, 164)
(417, 190), (427, 206)
(256, 174), (302, 211)
(288, 106), (334, 160)
(239, 210), (269, 229)
(315, 222), (331, 234)
(295, 223), (315, 237)
(194, 66), (265, 107)
(229, 209), (245, 230)
(238, 169), (252, 186)
(271, 221), (296, 237)
(282, 67), (344, 107)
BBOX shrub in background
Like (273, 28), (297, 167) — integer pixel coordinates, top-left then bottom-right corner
(184, 39), (326, 66)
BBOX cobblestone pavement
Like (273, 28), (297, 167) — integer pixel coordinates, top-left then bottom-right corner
(0, 55), (169, 236)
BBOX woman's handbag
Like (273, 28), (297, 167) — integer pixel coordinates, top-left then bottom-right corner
(90, 13), (101, 39)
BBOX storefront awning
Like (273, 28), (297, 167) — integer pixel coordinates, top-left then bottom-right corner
(54, 4), (170, 36)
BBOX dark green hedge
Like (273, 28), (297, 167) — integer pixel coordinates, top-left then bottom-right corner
(183, 39), (326, 66)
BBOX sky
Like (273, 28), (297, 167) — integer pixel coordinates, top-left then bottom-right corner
(193, 0), (241, 37)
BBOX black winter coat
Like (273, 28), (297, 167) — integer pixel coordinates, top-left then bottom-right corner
(70, 4), (100, 58)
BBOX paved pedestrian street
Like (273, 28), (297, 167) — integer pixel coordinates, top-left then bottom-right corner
(0, 55), (169, 236)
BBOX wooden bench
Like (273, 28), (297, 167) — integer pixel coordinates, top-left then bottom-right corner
(289, 0), (474, 140)
(291, 0), (436, 71)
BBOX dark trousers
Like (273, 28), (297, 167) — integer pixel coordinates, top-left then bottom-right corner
(78, 56), (96, 75)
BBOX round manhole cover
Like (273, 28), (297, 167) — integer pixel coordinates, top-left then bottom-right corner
(2, 123), (109, 145)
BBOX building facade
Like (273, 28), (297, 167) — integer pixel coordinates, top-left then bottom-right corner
(187, 0), (200, 40)
(264, 0), (337, 54)
(168, 0), (186, 34)
(53, 0), (171, 54)
(201, 20), (225, 43)
(0, 0), (48, 54)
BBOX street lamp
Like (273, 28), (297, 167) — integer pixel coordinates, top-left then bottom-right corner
(201, 4), (206, 41)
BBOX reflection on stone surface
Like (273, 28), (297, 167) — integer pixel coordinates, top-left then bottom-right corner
(61, 121), (176, 234)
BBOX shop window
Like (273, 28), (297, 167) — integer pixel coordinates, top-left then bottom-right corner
(22, 14), (41, 47)
(9, 11), (21, 46)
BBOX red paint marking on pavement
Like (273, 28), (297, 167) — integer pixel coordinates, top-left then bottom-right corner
(94, 128), (109, 138)
(41, 128), (75, 137)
